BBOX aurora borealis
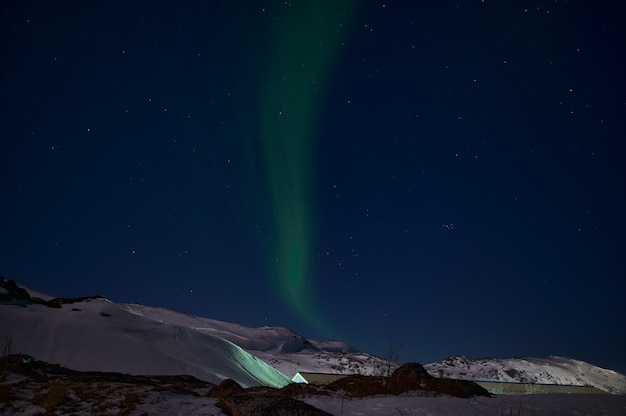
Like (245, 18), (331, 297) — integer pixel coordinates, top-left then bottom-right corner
(2, 1), (625, 374)
(257, 1), (355, 334)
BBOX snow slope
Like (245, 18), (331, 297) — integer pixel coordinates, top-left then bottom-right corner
(122, 303), (391, 378)
(0, 296), (289, 388)
(121, 303), (357, 354)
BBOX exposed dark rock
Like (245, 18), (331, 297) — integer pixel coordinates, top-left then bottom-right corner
(504, 368), (521, 378)
(0, 278), (32, 302)
(0, 276), (103, 308)
(0, 354), (214, 415)
(387, 362), (433, 394)
(0, 354), (212, 389)
(216, 393), (332, 416)
(48, 295), (105, 305)
(325, 374), (386, 397)
(206, 378), (244, 398)
(323, 362), (490, 399)
(424, 378), (491, 398)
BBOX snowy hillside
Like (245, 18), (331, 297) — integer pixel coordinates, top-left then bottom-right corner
(0, 278), (389, 388)
(0, 284), (289, 388)
(120, 303), (357, 354)
(425, 355), (626, 394)
(122, 303), (391, 378)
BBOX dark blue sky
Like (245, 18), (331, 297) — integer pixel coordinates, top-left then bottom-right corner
(2, 1), (625, 373)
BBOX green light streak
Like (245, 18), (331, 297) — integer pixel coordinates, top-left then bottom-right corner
(258, 2), (354, 333)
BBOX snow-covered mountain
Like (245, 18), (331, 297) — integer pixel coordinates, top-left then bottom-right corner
(121, 302), (394, 378)
(424, 355), (626, 394)
(0, 278), (388, 388)
(2, 277), (625, 395)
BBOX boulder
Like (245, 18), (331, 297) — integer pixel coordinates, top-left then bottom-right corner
(216, 393), (331, 416)
(387, 362), (433, 394)
(206, 378), (244, 398)
(388, 362), (490, 398)
(0, 278), (31, 302)
(325, 374), (386, 397)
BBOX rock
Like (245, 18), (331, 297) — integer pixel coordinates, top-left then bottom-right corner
(387, 362), (433, 394)
(388, 362), (490, 398)
(325, 374), (386, 397)
(216, 393), (332, 416)
(0, 278), (32, 302)
(206, 378), (244, 398)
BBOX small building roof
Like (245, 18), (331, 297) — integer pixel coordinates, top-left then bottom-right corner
(292, 372), (350, 385)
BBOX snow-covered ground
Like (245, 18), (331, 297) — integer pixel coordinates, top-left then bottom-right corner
(129, 394), (626, 416)
(304, 394), (626, 416)
(8, 392), (626, 416)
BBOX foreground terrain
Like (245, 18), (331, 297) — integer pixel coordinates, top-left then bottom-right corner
(2, 355), (626, 416)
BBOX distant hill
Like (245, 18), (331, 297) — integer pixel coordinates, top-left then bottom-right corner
(424, 355), (626, 394)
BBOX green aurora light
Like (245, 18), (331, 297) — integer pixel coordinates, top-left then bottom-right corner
(258, 2), (356, 334)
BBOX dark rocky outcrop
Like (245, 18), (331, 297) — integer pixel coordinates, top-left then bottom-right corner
(47, 295), (105, 306)
(0, 277), (31, 302)
(0, 276), (103, 308)
(387, 362), (433, 394)
(0, 354), (214, 415)
(388, 362), (490, 398)
(0, 354), (212, 389)
(324, 362), (490, 399)
(216, 393), (332, 416)
(325, 374), (386, 397)
(206, 378), (244, 398)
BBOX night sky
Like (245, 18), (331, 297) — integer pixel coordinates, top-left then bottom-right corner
(2, 1), (625, 373)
